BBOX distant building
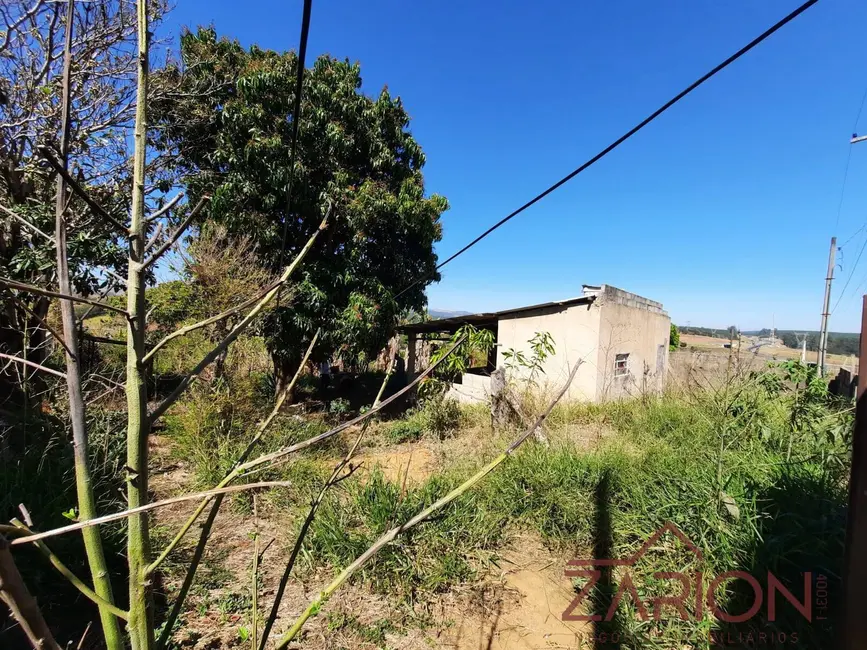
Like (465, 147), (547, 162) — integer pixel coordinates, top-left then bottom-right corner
(399, 285), (671, 403)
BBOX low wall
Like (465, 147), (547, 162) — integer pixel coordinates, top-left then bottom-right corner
(446, 373), (491, 404)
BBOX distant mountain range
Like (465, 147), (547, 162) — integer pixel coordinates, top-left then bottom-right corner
(429, 309), (472, 319)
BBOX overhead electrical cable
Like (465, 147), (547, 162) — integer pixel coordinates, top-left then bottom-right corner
(395, 0), (819, 300)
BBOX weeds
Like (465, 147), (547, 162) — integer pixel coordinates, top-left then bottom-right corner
(300, 364), (849, 647)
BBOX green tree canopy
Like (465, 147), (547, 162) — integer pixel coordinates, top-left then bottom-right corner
(151, 28), (447, 385)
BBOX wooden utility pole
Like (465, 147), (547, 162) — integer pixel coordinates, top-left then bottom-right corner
(842, 295), (867, 650)
(818, 237), (837, 377)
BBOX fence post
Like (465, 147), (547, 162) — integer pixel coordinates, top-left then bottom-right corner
(842, 294), (867, 649)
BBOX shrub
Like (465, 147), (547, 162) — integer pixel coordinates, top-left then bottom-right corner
(669, 323), (680, 351)
(328, 397), (351, 417)
(305, 370), (849, 647)
(385, 419), (424, 444)
(419, 396), (461, 439)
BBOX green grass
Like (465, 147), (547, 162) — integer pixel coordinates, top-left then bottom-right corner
(303, 371), (850, 648)
(160, 358), (849, 648)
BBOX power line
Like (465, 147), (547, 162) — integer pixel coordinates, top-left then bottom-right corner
(840, 223), (867, 250)
(835, 146), (854, 231)
(832, 234), (867, 314)
(854, 82), (867, 134)
(277, 0), (313, 304)
(833, 81), (867, 231)
(396, 0), (819, 300)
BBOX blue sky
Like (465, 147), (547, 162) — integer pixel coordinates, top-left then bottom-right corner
(159, 0), (867, 332)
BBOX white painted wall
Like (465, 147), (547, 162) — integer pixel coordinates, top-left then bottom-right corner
(594, 289), (671, 400)
(496, 302), (602, 401)
(493, 287), (670, 402)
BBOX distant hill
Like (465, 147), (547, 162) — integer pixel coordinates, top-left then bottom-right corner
(429, 309), (472, 320)
(678, 326), (737, 340)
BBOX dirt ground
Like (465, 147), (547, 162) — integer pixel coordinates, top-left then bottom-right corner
(678, 334), (854, 369)
(149, 430), (591, 650)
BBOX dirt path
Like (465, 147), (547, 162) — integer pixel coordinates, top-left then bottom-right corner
(149, 435), (588, 649)
(437, 535), (589, 650)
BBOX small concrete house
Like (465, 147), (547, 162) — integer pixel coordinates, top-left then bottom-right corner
(400, 285), (671, 402)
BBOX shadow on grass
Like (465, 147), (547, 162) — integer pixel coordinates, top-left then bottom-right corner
(591, 469), (625, 649)
(714, 467), (845, 648)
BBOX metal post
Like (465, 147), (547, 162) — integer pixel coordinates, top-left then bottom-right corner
(842, 295), (867, 650)
(818, 237), (837, 377)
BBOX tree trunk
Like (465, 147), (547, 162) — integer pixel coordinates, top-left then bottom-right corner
(272, 352), (299, 403)
(54, 2), (124, 647)
(490, 367), (509, 430)
(126, 1), (154, 647)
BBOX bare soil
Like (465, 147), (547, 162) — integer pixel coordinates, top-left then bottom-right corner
(149, 430), (589, 650)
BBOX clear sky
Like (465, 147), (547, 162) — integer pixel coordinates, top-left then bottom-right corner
(158, 0), (867, 332)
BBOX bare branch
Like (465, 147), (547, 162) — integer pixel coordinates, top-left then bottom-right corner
(148, 329), (321, 576)
(275, 361), (583, 647)
(151, 331), (463, 588)
(0, 0), (46, 53)
(153, 334), (460, 648)
(0, 204), (54, 243)
(95, 265), (127, 287)
(148, 210), (330, 422)
(7, 294), (74, 359)
(145, 222), (163, 251)
(9, 520), (129, 621)
(76, 622), (92, 650)
(0, 277), (127, 316)
(146, 192), (184, 223)
(143, 278), (283, 363)
(0, 533), (62, 650)
(142, 196), (209, 268)
(9, 481), (292, 546)
(76, 284), (114, 326)
(38, 145), (129, 235)
(259, 337), (398, 649)
(0, 352), (66, 379)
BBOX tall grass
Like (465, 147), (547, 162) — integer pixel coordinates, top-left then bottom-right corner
(304, 366), (850, 647)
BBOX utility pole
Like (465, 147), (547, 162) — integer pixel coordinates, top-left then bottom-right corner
(841, 295), (867, 650)
(818, 236), (837, 377)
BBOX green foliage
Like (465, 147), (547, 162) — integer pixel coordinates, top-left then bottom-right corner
(424, 325), (495, 396)
(676, 326), (734, 339)
(385, 396), (462, 443)
(419, 395), (462, 439)
(146, 281), (200, 332)
(308, 469), (506, 598)
(669, 323), (680, 351)
(162, 357), (319, 491)
(778, 330), (859, 356)
(328, 397), (352, 417)
(502, 331), (555, 385)
(0, 407), (129, 642)
(304, 367), (848, 647)
(151, 28), (448, 371)
(385, 418), (424, 444)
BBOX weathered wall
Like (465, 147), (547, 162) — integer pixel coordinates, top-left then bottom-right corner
(593, 286), (671, 400)
(496, 302), (602, 401)
(446, 373), (491, 404)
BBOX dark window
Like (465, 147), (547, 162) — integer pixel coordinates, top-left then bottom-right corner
(614, 353), (629, 377)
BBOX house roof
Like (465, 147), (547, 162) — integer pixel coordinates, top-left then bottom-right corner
(398, 292), (599, 335)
